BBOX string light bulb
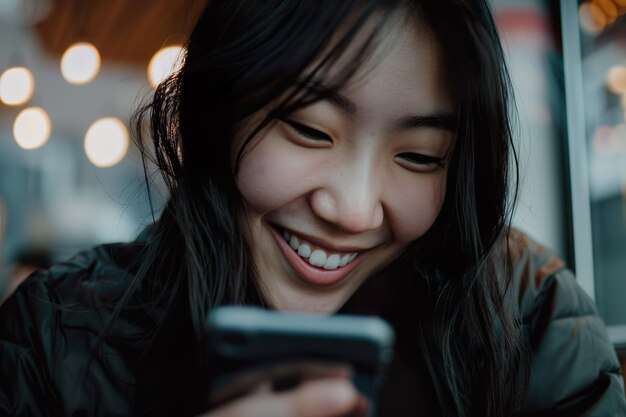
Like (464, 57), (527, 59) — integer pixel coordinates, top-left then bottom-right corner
(13, 107), (51, 150)
(0, 67), (35, 106)
(61, 42), (101, 84)
(580, 0), (626, 34)
(84, 118), (129, 167)
(147, 45), (184, 88)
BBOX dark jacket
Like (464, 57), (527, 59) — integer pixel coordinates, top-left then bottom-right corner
(0, 231), (625, 416)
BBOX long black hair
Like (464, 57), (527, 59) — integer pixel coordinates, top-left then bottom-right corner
(123, 0), (529, 415)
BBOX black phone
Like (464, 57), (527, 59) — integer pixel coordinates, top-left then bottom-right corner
(206, 306), (395, 416)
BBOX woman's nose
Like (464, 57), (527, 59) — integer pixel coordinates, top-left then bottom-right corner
(309, 166), (384, 234)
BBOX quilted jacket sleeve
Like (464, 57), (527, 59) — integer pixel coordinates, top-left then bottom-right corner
(0, 243), (140, 417)
(0, 270), (61, 417)
(511, 231), (626, 416)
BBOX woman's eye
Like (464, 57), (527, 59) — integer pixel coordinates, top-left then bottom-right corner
(282, 119), (332, 142)
(397, 153), (446, 169)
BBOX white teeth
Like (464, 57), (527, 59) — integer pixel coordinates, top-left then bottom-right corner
(279, 229), (359, 269)
(339, 254), (352, 267)
(297, 244), (311, 258)
(289, 235), (299, 250)
(308, 250), (327, 267)
(323, 254), (341, 270)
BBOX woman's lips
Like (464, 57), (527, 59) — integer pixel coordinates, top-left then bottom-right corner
(270, 227), (363, 286)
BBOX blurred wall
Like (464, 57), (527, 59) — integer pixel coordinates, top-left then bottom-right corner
(495, 0), (570, 260)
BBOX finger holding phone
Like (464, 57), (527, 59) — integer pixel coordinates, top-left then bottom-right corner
(202, 373), (366, 417)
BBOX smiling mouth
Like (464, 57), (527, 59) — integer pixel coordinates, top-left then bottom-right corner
(270, 227), (365, 286)
(279, 229), (360, 270)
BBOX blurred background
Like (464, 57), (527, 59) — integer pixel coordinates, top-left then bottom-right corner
(0, 0), (205, 296)
(0, 0), (624, 357)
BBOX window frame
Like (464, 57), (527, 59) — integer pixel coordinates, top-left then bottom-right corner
(560, 0), (626, 348)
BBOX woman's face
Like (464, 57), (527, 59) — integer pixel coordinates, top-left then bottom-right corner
(234, 20), (454, 314)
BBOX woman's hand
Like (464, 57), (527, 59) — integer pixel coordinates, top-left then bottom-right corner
(199, 363), (368, 417)
(201, 377), (366, 417)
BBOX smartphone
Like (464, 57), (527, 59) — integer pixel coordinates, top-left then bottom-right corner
(206, 306), (395, 416)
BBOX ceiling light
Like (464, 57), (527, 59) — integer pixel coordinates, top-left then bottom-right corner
(13, 107), (51, 150)
(61, 42), (101, 84)
(84, 117), (129, 167)
(0, 67), (34, 106)
(148, 45), (184, 88)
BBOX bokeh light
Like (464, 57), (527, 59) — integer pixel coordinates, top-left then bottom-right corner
(0, 67), (35, 106)
(61, 42), (101, 84)
(13, 107), (51, 150)
(148, 45), (184, 88)
(595, 0), (618, 23)
(84, 118), (129, 167)
(580, 2), (607, 34)
(606, 65), (626, 93)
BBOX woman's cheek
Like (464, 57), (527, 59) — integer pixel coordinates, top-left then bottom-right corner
(387, 172), (447, 243)
(235, 136), (321, 213)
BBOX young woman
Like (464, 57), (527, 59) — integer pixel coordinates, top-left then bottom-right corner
(1, 1), (624, 416)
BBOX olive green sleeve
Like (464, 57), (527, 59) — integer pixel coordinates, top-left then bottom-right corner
(511, 231), (626, 416)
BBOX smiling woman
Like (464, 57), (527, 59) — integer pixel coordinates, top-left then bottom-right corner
(234, 20), (453, 313)
(0, 0), (625, 417)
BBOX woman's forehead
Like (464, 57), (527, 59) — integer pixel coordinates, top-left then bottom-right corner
(320, 16), (452, 122)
